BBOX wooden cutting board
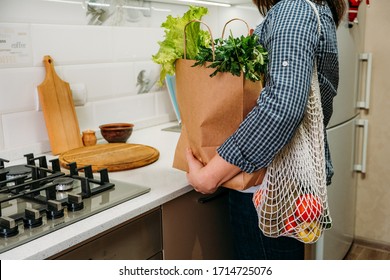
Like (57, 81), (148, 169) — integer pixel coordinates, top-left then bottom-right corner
(37, 55), (83, 155)
(59, 143), (160, 172)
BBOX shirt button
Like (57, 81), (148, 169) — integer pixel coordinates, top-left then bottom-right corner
(282, 61), (289, 66)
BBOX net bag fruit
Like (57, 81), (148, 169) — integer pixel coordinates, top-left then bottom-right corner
(252, 63), (332, 244)
(252, 0), (332, 244)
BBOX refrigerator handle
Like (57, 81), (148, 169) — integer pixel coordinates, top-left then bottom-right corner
(354, 119), (369, 173)
(356, 53), (372, 109)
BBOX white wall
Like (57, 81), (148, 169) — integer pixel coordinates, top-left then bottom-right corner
(0, 0), (260, 160)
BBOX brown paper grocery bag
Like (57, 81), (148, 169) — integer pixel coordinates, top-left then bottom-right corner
(173, 58), (266, 190)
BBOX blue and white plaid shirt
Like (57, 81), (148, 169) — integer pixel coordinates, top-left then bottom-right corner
(217, 0), (339, 185)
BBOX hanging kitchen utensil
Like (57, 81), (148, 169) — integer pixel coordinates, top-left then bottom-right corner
(37, 55), (83, 155)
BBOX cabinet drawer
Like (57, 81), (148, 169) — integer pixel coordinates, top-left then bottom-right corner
(52, 208), (162, 260)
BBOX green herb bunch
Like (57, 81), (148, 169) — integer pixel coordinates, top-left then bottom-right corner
(193, 33), (268, 83)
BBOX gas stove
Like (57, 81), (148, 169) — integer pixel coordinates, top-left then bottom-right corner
(0, 153), (150, 254)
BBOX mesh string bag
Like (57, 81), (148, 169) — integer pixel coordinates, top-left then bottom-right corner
(252, 0), (332, 244)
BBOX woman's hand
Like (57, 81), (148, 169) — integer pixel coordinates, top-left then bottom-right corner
(185, 148), (219, 194)
(185, 147), (241, 194)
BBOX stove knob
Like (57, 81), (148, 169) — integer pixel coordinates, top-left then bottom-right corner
(0, 157), (10, 168)
(23, 208), (43, 228)
(67, 194), (84, 212)
(0, 216), (19, 238)
(46, 200), (64, 219)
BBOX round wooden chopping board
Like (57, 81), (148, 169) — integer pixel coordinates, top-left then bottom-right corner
(59, 143), (159, 172)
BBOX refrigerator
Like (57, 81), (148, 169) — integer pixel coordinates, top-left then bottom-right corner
(305, 2), (371, 260)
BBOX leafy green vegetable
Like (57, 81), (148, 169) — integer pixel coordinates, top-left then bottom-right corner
(152, 6), (210, 85)
(152, 6), (268, 85)
(193, 33), (268, 83)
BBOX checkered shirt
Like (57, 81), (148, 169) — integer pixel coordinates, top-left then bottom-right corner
(217, 0), (339, 185)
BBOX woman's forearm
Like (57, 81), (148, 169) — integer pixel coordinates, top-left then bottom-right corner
(185, 148), (241, 194)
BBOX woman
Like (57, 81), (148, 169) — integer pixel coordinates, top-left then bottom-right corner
(186, 0), (346, 259)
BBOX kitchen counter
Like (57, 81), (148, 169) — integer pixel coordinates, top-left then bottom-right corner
(0, 122), (190, 260)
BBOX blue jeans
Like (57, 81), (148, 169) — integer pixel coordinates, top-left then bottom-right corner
(228, 189), (304, 260)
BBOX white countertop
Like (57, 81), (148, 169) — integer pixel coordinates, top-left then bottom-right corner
(0, 122), (191, 260)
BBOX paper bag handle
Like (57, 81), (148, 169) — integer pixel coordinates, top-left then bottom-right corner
(183, 20), (215, 61)
(221, 18), (251, 38)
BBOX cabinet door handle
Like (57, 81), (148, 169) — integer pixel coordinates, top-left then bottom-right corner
(356, 53), (372, 110)
(354, 119), (368, 173)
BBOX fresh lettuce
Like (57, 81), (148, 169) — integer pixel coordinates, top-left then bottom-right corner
(152, 6), (210, 85)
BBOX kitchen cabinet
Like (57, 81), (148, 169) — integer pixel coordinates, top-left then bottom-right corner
(49, 208), (163, 260)
(162, 188), (234, 260)
(48, 189), (234, 260)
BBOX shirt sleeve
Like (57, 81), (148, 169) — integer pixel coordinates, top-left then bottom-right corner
(217, 0), (320, 173)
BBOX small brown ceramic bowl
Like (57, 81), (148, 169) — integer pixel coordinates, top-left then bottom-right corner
(99, 123), (134, 143)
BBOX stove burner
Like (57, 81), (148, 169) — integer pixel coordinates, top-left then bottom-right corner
(53, 177), (74, 191)
(3, 165), (31, 180)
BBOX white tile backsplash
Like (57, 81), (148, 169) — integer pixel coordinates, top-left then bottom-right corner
(75, 103), (95, 132)
(0, 1), (260, 159)
(213, 7), (262, 35)
(112, 27), (164, 61)
(109, 62), (136, 97)
(0, 0), (88, 26)
(0, 23), (172, 157)
(61, 63), (116, 101)
(155, 90), (176, 121)
(0, 117), (4, 150)
(31, 24), (113, 66)
(0, 67), (44, 113)
(93, 93), (155, 124)
(2, 110), (48, 148)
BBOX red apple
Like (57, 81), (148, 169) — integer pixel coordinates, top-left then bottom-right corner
(284, 214), (298, 233)
(294, 194), (323, 222)
(253, 188), (267, 208)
